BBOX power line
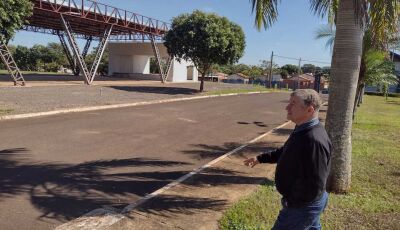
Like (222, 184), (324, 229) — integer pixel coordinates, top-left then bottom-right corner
(273, 54), (331, 65)
(274, 54), (300, 61)
(301, 59), (331, 65)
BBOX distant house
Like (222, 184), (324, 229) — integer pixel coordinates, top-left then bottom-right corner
(283, 73), (327, 90)
(204, 72), (228, 82)
(224, 73), (250, 84)
(250, 74), (283, 86)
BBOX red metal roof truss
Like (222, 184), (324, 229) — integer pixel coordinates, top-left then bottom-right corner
(28, 0), (169, 39)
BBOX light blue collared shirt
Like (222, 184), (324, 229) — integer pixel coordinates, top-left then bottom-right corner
(293, 117), (320, 134)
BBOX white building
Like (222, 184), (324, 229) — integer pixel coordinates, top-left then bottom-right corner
(108, 42), (198, 82)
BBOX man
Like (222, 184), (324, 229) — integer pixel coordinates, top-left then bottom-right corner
(244, 89), (332, 230)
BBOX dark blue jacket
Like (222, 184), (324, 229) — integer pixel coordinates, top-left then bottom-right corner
(257, 122), (332, 207)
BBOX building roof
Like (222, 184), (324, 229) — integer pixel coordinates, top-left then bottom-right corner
(215, 72), (228, 77)
(389, 51), (400, 62)
(228, 73), (250, 79)
(285, 74), (315, 82)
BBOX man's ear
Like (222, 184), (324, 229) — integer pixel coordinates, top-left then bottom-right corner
(308, 106), (315, 114)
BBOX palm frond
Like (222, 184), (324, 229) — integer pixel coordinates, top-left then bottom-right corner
(368, 0), (400, 50)
(309, 0), (331, 18)
(250, 0), (279, 30)
(315, 25), (335, 39)
(328, 0), (339, 25)
(315, 24), (336, 52)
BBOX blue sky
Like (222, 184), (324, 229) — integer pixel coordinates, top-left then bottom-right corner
(11, 0), (332, 67)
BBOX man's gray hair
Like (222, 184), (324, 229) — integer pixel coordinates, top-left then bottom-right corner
(291, 89), (322, 111)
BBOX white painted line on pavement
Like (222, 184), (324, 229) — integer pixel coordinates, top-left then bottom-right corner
(0, 91), (274, 121)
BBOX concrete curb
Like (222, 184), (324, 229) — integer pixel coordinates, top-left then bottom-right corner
(55, 120), (292, 230)
(0, 91), (275, 121)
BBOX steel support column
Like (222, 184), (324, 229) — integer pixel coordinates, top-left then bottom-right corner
(78, 37), (93, 76)
(88, 25), (113, 84)
(0, 40), (25, 86)
(60, 14), (90, 84)
(164, 55), (173, 81)
(57, 32), (78, 76)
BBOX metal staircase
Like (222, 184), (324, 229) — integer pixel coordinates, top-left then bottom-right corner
(88, 26), (113, 84)
(164, 55), (173, 81)
(0, 41), (26, 86)
(150, 35), (171, 83)
(60, 14), (91, 84)
(58, 32), (78, 75)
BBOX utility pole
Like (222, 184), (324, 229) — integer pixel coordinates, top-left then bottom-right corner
(297, 57), (302, 90)
(269, 51), (274, 88)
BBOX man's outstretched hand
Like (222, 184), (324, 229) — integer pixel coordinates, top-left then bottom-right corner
(243, 157), (259, 168)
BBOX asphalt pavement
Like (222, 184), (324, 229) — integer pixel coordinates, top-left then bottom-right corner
(0, 92), (290, 230)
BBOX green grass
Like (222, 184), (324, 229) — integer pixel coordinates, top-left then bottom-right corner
(205, 85), (288, 96)
(0, 108), (14, 115)
(0, 69), (66, 75)
(219, 95), (400, 230)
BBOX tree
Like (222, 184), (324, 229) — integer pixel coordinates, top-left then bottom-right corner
(14, 45), (30, 70)
(29, 44), (48, 71)
(315, 6), (399, 117)
(0, 0), (33, 44)
(364, 50), (398, 93)
(321, 66), (330, 75)
(324, 2), (364, 193)
(260, 59), (279, 73)
(164, 10), (245, 92)
(231, 64), (250, 75)
(242, 65), (264, 78)
(47, 43), (68, 67)
(252, 0), (400, 192)
(250, 0), (400, 193)
(280, 69), (289, 79)
(280, 64), (300, 76)
(301, 64), (317, 74)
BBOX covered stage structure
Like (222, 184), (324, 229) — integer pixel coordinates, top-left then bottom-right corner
(0, 0), (173, 86)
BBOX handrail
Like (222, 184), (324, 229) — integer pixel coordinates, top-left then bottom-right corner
(33, 0), (170, 36)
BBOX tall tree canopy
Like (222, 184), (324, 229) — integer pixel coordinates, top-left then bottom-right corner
(0, 0), (33, 43)
(301, 64), (317, 74)
(164, 10), (245, 92)
(280, 64), (300, 75)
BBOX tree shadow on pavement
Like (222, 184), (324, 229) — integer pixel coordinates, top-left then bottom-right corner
(182, 142), (242, 159)
(108, 86), (198, 95)
(131, 141), (282, 217)
(183, 167), (267, 187)
(182, 141), (282, 160)
(0, 148), (193, 222)
(134, 167), (274, 217)
(237, 121), (268, 127)
(135, 194), (227, 217)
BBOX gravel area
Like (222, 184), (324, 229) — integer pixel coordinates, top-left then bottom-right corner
(0, 79), (265, 115)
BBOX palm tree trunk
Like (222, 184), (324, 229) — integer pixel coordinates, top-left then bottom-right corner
(326, 0), (363, 193)
(353, 58), (366, 119)
(359, 84), (365, 104)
